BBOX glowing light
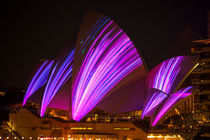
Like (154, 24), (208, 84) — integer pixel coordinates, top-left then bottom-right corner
(142, 56), (187, 118)
(23, 60), (54, 106)
(147, 135), (179, 138)
(72, 16), (143, 121)
(152, 86), (193, 126)
(40, 50), (74, 117)
(143, 90), (168, 116)
(153, 57), (184, 93)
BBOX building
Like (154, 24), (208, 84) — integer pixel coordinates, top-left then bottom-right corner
(0, 10), (195, 140)
(6, 109), (148, 140)
(191, 39), (210, 124)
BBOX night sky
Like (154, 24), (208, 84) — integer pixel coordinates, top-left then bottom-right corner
(0, 0), (209, 88)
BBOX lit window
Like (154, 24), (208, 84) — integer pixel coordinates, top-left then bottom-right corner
(0, 92), (5, 96)
(113, 127), (131, 131)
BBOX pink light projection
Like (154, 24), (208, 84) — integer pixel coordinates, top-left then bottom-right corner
(148, 56), (184, 93)
(152, 86), (193, 126)
(40, 50), (74, 117)
(142, 56), (184, 118)
(72, 15), (143, 121)
(142, 90), (168, 116)
(23, 60), (54, 106)
(142, 56), (197, 119)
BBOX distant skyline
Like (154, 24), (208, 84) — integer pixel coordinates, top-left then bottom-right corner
(0, 0), (209, 87)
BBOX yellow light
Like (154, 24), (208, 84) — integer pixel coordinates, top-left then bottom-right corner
(14, 137), (17, 139)
(0, 137), (2, 139)
(7, 137), (9, 139)
(123, 128), (130, 130)
(147, 136), (164, 138)
(30, 137), (32, 139)
(22, 137), (24, 139)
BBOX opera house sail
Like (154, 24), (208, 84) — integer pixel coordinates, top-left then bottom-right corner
(23, 60), (54, 106)
(40, 49), (74, 117)
(142, 56), (198, 125)
(71, 10), (147, 121)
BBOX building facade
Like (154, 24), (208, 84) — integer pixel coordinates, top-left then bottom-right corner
(1, 109), (185, 140)
(191, 39), (210, 123)
(7, 109), (148, 140)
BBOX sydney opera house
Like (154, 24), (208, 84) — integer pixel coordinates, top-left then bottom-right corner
(3, 10), (198, 140)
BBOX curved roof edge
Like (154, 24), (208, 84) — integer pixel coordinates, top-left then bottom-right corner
(23, 60), (54, 106)
(40, 50), (74, 117)
(151, 86), (194, 126)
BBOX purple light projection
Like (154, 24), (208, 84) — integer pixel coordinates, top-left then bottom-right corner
(152, 86), (193, 126)
(72, 16), (143, 121)
(40, 50), (74, 117)
(149, 56), (184, 93)
(142, 90), (168, 116)
(23, 60), (54, 106)
(142, 56), (185, 118)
